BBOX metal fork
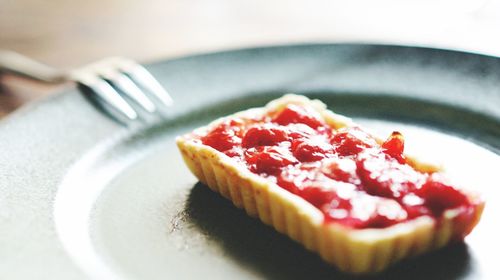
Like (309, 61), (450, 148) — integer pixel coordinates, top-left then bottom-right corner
(0, 50), (173, 121)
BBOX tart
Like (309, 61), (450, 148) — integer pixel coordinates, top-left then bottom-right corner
(176, 94), (484, 274)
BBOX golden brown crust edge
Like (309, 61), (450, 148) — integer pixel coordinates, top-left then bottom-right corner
(176, 94), (485, 274)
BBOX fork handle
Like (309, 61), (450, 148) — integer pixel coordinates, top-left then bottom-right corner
(0, 50), (66, 84)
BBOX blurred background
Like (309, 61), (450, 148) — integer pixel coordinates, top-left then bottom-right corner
(1, 0), (500, 117)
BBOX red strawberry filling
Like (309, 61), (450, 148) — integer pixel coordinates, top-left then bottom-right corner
(200, 104), (480, 230)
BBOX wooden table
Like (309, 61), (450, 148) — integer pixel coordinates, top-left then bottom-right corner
(2, 0), (500, 118)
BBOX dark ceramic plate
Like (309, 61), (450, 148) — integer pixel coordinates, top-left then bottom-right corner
(1, 44), (499, 280)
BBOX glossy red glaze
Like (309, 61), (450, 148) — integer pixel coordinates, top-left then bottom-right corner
(242, 124), (288, 148)
(200, 104), (478, 229)
(382, 131), (406, 163)
(200, 120), (243, 152)
(273, 104), (324, 129)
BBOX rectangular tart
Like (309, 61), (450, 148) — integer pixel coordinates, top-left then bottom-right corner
(176, 94), (484, 274)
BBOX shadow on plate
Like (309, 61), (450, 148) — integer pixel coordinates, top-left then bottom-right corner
(185, 183), (472, 280)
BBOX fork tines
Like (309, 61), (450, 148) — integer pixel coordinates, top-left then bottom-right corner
(71, 57), (173, 121)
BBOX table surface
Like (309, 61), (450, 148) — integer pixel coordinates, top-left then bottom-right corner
(2, 0), (500, 118)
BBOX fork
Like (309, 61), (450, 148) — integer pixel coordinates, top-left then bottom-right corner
(0, 50), (173, 121)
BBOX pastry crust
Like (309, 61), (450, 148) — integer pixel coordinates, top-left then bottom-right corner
(176, 94), (484, 274)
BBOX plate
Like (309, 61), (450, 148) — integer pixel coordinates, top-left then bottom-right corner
(1, 44), (499, 280)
